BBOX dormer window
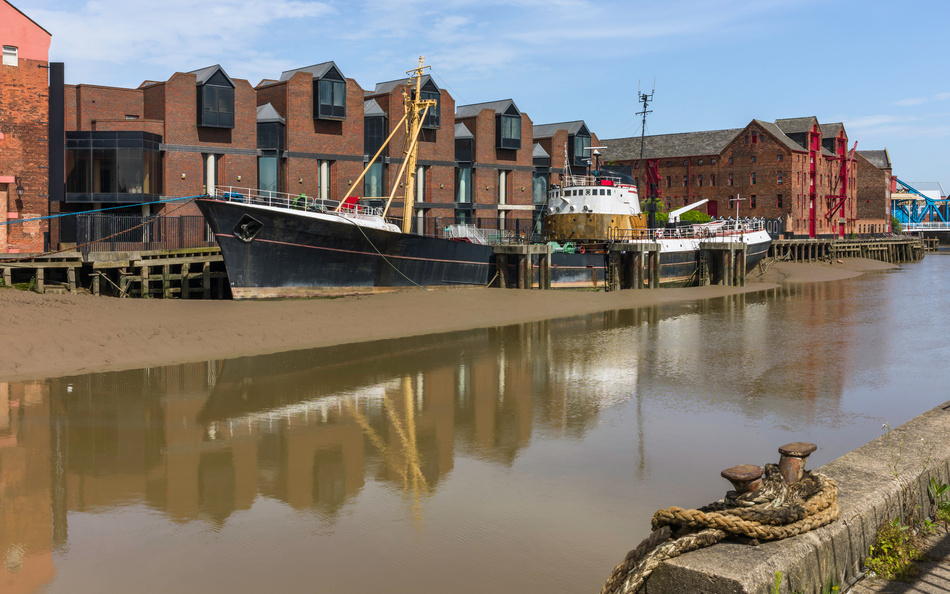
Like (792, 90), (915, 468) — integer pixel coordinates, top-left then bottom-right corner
(315, 67), (346, 120)
(496, 104), (521, 150)
(196, 68), (235, 128)
(417, 79), (441, 129)
(568, 125), (591, 167)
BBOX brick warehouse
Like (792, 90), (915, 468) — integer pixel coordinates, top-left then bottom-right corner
(0, 0), (900, 253)
(602, 117), (893, 238)
(0, 1), (51, 252)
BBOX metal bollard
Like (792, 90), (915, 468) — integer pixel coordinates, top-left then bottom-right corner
(721, 464), (765, 494)
(777, 442), (817, 484)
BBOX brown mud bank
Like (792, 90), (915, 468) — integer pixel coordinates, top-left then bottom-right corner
(0, 258), (895, 381)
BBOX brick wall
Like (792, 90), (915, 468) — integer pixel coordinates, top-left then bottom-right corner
(611, 120), (860, 237)
(0, 56), (49, 252)
(855, 152), (891, 233)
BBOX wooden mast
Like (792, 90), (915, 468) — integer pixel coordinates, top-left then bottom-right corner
(401, 57), (437, 234)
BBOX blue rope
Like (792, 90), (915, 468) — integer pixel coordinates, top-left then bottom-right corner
(0, 195), (206, 227)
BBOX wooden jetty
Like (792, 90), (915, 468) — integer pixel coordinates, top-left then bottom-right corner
(768, 236), (926, 264)
(1, 247), (228, 298)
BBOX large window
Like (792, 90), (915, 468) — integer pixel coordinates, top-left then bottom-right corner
(259, 156), (278, 196)
(65, 132), (162, 203)
(419, 79), (441, 129)
(570, 133), (591, 167)
(364, 162), (385, 198)
(198, 83), (234, 128)
(456, 166), (472, 203)
(316, 75), (346, 120)
(496, 114), (521, 150)
(364, 116), (387, 157)
(533, 172), (548, 205)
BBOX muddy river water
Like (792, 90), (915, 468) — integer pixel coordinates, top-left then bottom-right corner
(2, 255), (948, 593)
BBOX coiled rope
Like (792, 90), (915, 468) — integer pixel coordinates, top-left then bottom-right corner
(601, 463), (839, 594)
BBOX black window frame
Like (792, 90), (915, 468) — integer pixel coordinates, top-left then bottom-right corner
(197, 70), (235, 129)
(496, 112), (521, 150)
(315, 67), (347, 121)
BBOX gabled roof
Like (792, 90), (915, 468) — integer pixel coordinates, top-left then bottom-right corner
(774, 117), (819, 135)
(4, 1), (51, 36)
(821, 122), (844, 138)
(753, 120), (809, 153)
(279, 61), (342, 82)
(256, 103), (284, 124)
(601, 128), (742, 161)
(189, 64), (235, 87)
(454, 122), (473, 139)
(533, 143), (550, 158)
(457, 99), (520, 119)
(373, 74), (438, 96)
(363, 99), (386, 117)
(533, 121), (588, 139)
(858, 149), (891, 170)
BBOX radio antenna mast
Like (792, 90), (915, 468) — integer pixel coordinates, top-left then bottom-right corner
(636, 79), (654, 176)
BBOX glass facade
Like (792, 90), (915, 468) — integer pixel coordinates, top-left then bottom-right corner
(65, 132), (163, 203)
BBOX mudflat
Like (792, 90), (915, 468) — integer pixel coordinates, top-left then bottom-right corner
(0, 258), (895, 381)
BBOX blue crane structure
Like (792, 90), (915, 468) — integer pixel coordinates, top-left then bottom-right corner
(892, 178), (949, 226)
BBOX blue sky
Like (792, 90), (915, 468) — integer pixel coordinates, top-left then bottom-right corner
(24, 0), (950, 191)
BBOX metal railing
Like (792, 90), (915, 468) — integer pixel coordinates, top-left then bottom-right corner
(215, 186), (385, 217)
(76, 214), (215, 253)
(609, 217), (767, 242)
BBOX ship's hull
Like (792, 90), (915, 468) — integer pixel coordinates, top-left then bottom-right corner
(545, 232), (771, 289)
(196, 198), (494, 299)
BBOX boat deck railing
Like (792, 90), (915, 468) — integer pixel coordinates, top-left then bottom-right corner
(213, 186), (386, 218)
(609, 218), (766, 242)
(562, 174), (627, 188)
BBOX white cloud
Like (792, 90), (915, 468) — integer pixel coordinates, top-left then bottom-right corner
(894, 92), (950, 107)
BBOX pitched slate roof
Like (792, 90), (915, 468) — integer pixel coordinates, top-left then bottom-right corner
(821, 122), (844, 138)
(533, 121), (587, 139)
(600, 128), (742, 161)
(256, 103), (284, 124)
(754, 120), (810, 152)
(189, 64), (234, 87)
(279, 61), (340, 82)
(858, 150), (891, 169)
(454, 122), (473, 139)
(774, 117), (819, 135)
(373, 74), (437, 95)
(363, 98), (385, 117)
(456, 99), (519, 119)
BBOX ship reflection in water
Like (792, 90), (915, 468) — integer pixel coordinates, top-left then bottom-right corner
(3, 258), (948, 593)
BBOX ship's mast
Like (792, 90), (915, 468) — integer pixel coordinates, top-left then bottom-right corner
(636, 82), (655, 227)
(401, 57), (438, 234)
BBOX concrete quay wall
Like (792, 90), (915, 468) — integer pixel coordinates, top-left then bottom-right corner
(643, 400), (950, 594)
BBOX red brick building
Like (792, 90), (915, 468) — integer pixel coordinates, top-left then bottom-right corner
(0, 0), (51, 252)
(602, 117), (873, 238)
(255, 62), (365, 208)
(455, 99), (535, 231)
(363, 74), (457, 233)
(854, 149), (893, 233)
(63, 64), (258, 225)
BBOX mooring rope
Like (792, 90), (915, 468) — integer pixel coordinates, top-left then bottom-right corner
(600, 464), (839, 594)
